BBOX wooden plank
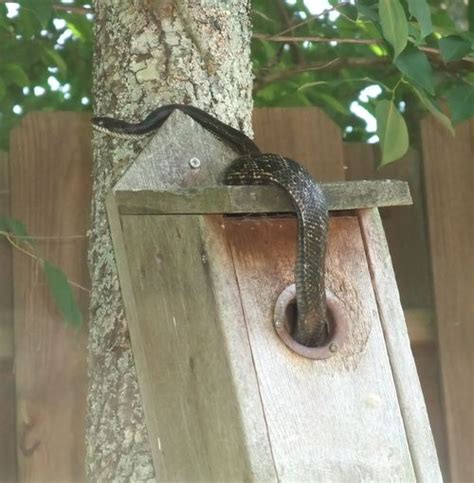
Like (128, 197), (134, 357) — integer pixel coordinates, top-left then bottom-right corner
(344, 144), (446, 474)
(404, 308), (435, 345)
(115, 180), (411, 215)
(0, 151), (14, 361)
(0, 150), (17, 482)
(112, 209), (277, 481)
(358, 208), (442, 483)
(114, 110), (239, 193)
(420, 117), (474, 482)
(227, 215), (416, 481)
(10, 112), (91, 482)
(253, 107), (346, 181)
(344, 143), (432, 308)
(411, 342), (449, 479)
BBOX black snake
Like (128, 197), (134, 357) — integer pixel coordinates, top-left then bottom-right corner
(92, 104), (329, 347)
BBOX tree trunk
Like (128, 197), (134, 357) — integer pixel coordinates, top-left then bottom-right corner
(87, 1), (253, 479)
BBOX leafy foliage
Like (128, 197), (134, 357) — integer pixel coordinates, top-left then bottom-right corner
(1, 0), (473, 164)
(0, 0), (93, 148)
(0, 217), (83, 327)
(252, 0), (474, 163)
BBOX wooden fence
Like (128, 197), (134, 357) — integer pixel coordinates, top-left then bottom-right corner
(0, 108), (472, 482)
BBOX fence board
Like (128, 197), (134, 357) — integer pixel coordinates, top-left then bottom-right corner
(345, 143), (448, 475)
(421, 117), (474, 483)
(10, 112), (91, 482)
(253, 107), (345, 181)
(0, 150), (17, 482)
(344, 143), (432, 308)
(5, 107), (466, 481)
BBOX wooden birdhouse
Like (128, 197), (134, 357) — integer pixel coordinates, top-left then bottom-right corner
(106, 110), (441, 482)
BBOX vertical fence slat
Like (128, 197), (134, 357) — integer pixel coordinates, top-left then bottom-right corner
(10, 112), (91, 482)
(253, 107), (346, 181)
(344, 142), (448, 475)
(421, 118), (474, 483)
(0, 151), (18, 482)
(344, 143), (432, 308)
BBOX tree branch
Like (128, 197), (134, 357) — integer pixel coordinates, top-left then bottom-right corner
(253, 54), (472, 93)
(254, 33), (379, 46)
(253, 33), (474, 64)
(253, 57), (391, 92)
(0, 1), (93, 15)
(273, 1), (352, 38)
(52, 4), (93, 14)
(275, 0), (304, 64)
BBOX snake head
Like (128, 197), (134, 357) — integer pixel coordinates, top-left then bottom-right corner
(91, 116), (129, 134)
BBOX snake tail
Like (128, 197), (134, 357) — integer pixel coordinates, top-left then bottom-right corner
(225, 154), (330, 347)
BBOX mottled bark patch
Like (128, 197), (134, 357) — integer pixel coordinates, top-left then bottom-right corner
(88, 1), (252, 480)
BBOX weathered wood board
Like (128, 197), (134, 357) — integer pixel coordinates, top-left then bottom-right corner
(358, 209), (441, 482)
(421, 117), (474, 483)
(0, 151), (17, 482)
(108, 110), (440, 481)
(112, 211), (277, 481)
(0, 151), (13, 361)
(113, 211), (419, 481)
(226, 215), (416, 481)
(10, 112), (91, 482)
(344, 144), (432, 309)
(115, 180), (411, 215)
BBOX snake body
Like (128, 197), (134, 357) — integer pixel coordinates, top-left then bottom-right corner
(92, 104), (329, 347)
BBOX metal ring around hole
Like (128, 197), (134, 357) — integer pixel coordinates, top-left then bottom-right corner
(273, 284), (348, 360)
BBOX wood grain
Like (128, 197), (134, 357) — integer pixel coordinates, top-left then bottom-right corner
(227, 215), (416, 481)
(114, 211), (277, 481)
(0, 151), (13, 361)
(115, 180), (411, 215)
(344, 143), (432, 309)
(412, 342), (449, 479)
(253, 107), (346, 181)
(358, 208), (442, 483)
(10, 112), (91, 482)
(421, 117), (474, 483)
(0, 150), (17, 482)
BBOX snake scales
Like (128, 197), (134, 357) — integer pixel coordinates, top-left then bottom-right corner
(92, 104), (330, 347)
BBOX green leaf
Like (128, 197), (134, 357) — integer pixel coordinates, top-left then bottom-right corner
(0, 78), (5, 101)
(408, 23), (422, 44)
(357, 4), (379, 21)
(406, 0), (432, 38)
(3, 64), (29, 87)
(395, 45), (435, 95)
(431, 10), (457, 35)
(0, 217), (30, 237)
(338, 4), (358, 21)
(469, 0), (474, 32)
(19, 0), (54, 29)
(439, 35), (472, 63)
(44, 261), (82, 328)
(379, 0), (408, 59)
(411, 85), (454, 134)
(375, 99), (409, 165)
(43, 48), (68, 75)
(445, 82), (474, 123)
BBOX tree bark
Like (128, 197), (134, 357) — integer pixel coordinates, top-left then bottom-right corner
(87, 1), (253, 479)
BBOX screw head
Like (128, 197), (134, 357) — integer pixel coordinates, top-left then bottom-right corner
(189, 157), (201, 169)
(329, 342), (338, 353)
